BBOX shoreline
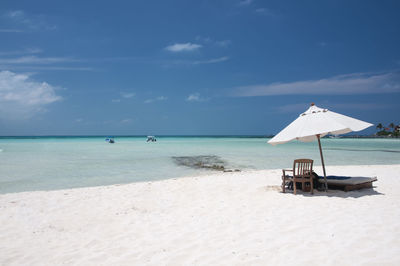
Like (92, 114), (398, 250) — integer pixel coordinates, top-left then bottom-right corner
(1, 164), (400, 265)
(1, 162), (400, 195)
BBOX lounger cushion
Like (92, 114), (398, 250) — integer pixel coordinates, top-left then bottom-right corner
(318, 176), (377, 185)
(325, 176), (351, 180)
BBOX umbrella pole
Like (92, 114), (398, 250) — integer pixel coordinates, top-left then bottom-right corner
(317, 134), (328, 191)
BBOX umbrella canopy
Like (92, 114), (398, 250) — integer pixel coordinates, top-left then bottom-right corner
(268, 104), (373, 145)
(268, 103), (373, 190)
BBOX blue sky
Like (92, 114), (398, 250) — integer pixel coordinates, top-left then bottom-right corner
(0, 0), (399, 136)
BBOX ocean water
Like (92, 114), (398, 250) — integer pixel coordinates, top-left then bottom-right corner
(1, 136), (399, 194)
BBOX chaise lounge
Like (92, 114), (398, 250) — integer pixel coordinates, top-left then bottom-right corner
(318, 175), (377, 192)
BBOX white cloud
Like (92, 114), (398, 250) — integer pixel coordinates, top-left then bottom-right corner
(186, 93), (207, 102)
(238, 0), (253, 6)
(195, 36), (212, 43)
(165, 56), (229, 67)
(121, 118), (132, 124)
(254, 8), (278, 18)
(192, 56), (229, 65)
(3, 10), (56, 31)
(121, 92), (135, 98)
(0, 29), (23, 33)
(144, 96), (167, 104)
(6, 10), (24, 18)
(195, 36), (231, 47)
(111, 92), (135, 103)
(0, 54), (91, 71)
(0, 48), (42, 56)
(165, 43), (202, 52)
(215, 40), (231, 47)
(2, 66), (95, 71)
(0, 56), (78, 65)
(4, 10), (27, 22)
(231, 71), (400, 96)
(0, 70), (62, 120)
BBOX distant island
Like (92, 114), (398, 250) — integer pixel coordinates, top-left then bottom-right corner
(374, 123), (400, 138)
(328, 122), (399, 139)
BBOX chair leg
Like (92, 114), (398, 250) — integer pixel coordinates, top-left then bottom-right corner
(282, 176), (285, 193)
(293, 179), (297, 195)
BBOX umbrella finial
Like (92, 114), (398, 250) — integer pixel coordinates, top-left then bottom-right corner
(310, 102), (315, 106)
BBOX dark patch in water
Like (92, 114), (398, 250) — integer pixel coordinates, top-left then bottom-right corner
(172, 155), (240, 172)
(326, 148), (400, 153)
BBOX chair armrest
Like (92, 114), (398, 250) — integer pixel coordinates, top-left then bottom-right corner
(282, 169), (293, 176)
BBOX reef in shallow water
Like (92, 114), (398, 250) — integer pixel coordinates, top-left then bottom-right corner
(172, 155), (240, 172)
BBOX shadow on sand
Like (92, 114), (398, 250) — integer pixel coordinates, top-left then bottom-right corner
(300, 186), (383, 198)
(266, 185), (384, 198)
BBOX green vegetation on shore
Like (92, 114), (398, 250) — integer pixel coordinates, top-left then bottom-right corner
(376, 123), (400, 137)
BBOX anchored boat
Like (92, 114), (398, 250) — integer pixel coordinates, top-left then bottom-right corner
(105, 137), (115, 143)
(146, 136), (157, 142)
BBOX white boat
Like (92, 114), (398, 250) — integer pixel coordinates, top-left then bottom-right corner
(105, 137), (115, 143)
(146, 136), (157, 142)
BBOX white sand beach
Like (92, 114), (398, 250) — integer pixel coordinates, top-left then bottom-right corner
(1, 164), (400, 266)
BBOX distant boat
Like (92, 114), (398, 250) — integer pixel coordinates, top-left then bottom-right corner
(105, 137), (115, 143)
(146, 136), (157, 142)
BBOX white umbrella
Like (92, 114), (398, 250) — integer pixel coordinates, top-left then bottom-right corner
(268, 103), (373, 190)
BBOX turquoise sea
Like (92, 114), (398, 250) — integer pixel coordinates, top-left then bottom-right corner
(1, 136), (400, 194)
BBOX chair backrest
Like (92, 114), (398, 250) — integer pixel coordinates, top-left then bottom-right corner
(293, 159), (313, 177)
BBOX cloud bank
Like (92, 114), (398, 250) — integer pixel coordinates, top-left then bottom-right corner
(0, 70), (62, 120)
(232, 71), (400, 96)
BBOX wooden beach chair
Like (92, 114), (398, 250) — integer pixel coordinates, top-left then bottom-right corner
(282, 159), (314, 195)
